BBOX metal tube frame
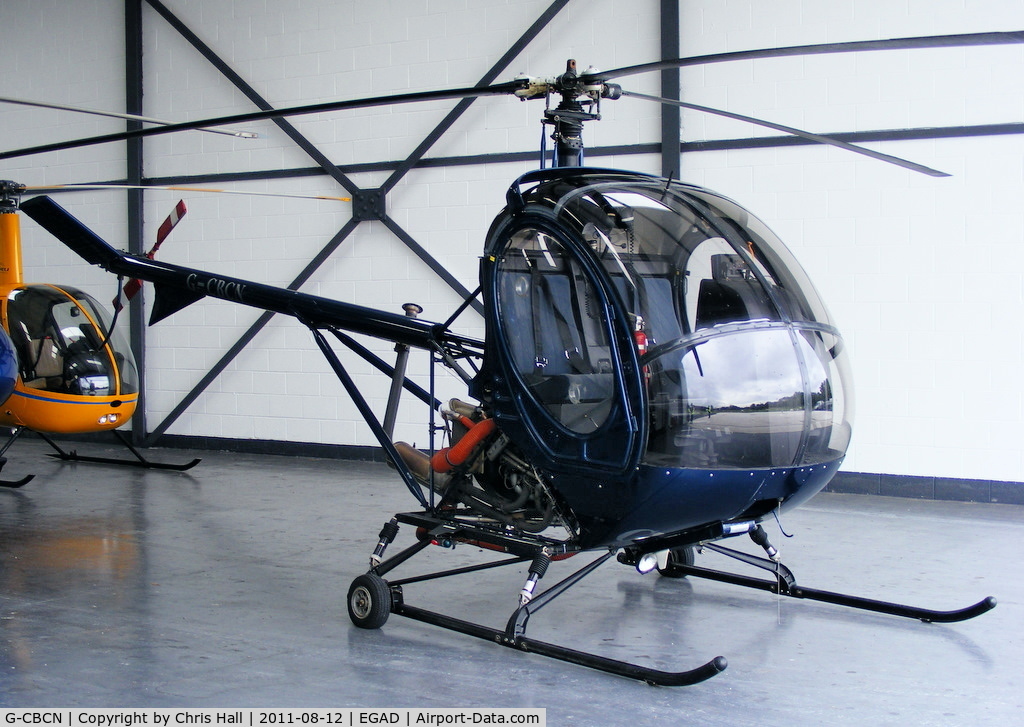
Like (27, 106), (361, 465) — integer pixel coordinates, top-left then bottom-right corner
(364, 516), (728, 686)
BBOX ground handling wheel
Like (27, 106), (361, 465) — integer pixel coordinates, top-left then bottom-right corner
(347, 573), (392, 629)
(656, 546), (696, 578)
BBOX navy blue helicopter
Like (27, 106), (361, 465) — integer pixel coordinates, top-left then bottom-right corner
(12, 42), (1005, 685)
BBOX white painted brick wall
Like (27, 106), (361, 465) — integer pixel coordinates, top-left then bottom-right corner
(1, 0), (1021, 483)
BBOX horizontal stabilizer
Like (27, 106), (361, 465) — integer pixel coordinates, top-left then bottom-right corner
(151, 283), (206, 325)
(20, 196), (123, 267)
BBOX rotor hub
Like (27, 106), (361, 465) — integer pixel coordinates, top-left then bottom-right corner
(512, 60), (622, 167)
(0, 181), (24, 211)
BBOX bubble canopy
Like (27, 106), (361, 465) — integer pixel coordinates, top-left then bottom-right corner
(479, 170), (853, 544)
(564, 177), (852, 470)
(5, 284), (139, 398)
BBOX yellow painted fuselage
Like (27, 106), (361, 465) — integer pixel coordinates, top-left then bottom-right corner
(0, 208), (138, 434)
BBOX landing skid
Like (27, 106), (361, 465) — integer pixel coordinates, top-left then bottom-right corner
(0, 428), (34, 488)
(678, 541), (997, 623)
(0, 426), (201, 486)
(348, 512), (728, 686)
(349, 514), (996, 686)
(0, 455), (34, 489)
(39, 430), (202, 471)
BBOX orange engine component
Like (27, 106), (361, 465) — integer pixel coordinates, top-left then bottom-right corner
(430, 417), (497, 473)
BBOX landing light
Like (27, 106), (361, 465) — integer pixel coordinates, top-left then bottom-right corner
(636, 552), (659, 574)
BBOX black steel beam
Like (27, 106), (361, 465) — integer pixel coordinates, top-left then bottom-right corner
(678, 122), (1024, 152)
(125, 0), (147, 445)
(137, 0), (371, 442)
(382, 216), (484, 317)
(142, 0), (361, 197)
(660, 0), (681, 179)
(134, 121), (1024, 187)
(381, 0), (572, 193)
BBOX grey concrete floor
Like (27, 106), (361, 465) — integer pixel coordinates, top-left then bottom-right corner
(0, 436), (1021, 725)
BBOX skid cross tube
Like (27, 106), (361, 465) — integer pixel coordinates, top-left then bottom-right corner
(682, 542), (997, 624)
(388, 555), (530, 588)
(361, 518), (728, 686)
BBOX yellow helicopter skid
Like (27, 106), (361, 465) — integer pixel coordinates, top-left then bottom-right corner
(1, 384), (137, 434)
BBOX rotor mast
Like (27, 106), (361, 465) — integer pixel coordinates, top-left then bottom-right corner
(0, 181), (26, 288)
(517, 60), (621, 168)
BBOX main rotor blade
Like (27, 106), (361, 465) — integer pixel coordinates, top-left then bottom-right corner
(0, 81), (525, 161)
(623, 90), (950, 177)
(8, 29), (1016, 162)
(583, 30), (1024, 82)
(0, 96), (258, 138)
(26, 183), (351, 202)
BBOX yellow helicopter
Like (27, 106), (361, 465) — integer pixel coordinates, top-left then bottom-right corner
(0, 180), (199, 485)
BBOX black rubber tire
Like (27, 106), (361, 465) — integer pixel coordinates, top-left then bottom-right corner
(347, 573), (392, 629)
(656, 546), (696, 578)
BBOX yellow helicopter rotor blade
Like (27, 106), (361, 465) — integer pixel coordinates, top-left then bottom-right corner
(24, 183), (351, 203)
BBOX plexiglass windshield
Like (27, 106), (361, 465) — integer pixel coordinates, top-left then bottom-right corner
(550, 180), (853, 469)
(6, 285), (139, 397)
